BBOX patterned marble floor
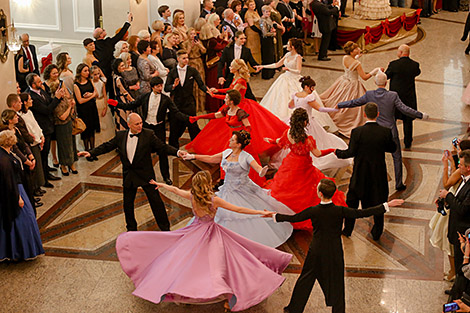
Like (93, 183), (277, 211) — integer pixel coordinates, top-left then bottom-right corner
(2, 10), (470, 313)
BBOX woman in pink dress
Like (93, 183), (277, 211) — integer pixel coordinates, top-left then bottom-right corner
(116, 171), (292, 312)
(265, 108), (347, 230)
(320, 41), (381, 137)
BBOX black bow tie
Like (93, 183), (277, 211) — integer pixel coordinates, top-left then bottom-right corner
(130, 133), (140, 138)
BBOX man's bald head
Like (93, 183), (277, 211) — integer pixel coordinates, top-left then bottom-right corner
(375, 71), (388, 87)
(127, 113), (143, 134)
(398, 44), (410, 57)
(20, 33), (30, 47)
(93, 27), (106, 40)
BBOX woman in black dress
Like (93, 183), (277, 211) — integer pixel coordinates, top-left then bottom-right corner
(73, 63), (99, 160)
(260, 6), (278, 80)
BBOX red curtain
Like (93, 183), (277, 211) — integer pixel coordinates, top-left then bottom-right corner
(338, 9), (421, 46)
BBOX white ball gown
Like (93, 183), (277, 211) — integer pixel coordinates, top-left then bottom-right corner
(259, 52), (338, 132)
(354, 0), (392, 20)
(270, 92), (352, 171)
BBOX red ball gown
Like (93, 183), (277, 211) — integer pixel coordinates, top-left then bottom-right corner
(266, 130), (347, 230)
(185, 78), (288, 186)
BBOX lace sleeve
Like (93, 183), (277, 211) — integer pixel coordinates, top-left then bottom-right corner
(307, 136), (317, 150)
(278, 129), (290, 148)
(220, 106), (230, 117)
(236, 108), (249, 121)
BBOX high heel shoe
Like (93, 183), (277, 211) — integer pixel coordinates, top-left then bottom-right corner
(61, 166), (69, 176)
(53, 161), (60, 168)
(69, 166), (78, 174)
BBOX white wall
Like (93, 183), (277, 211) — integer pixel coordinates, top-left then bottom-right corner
(1, 0), (18, 111)
(149, 0), (200, 28)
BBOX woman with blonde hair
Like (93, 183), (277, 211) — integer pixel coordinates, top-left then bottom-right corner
(320, 41), (382, 137)
(186, 60), (288, 186)
(172, 11), (188, 42)
(119, 52), (140, 99)
(150, 20), (164, 51)
(113, 41), (129, 59)
(0, 129), (44, 261)
(182, 27), (207, 112)
(116, 170), (291, 311)
(161, 32), (179, 69)
(200, 13), (229, 112)
(244, 0), (262, 65)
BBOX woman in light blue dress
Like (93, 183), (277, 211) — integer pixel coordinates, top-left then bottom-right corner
(184, 130), (294, 247)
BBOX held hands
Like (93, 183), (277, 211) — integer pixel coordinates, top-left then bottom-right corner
(209, 87), (218, 94)
(189, 116), (200, 124)
(77, 151), (91, 158)
(259, 165), (269, 177)
(182, 153), (196, 160)
(387, 199), (405, 207)
(260, 210), (275, 218)
(254, 65), (263, 72)
(177, 150), (189, 158)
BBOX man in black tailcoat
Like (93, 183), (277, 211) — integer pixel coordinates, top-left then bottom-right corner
(385, 44), (421, 149)
(335, 102), (397, 240)
(311, 0), (339, 61)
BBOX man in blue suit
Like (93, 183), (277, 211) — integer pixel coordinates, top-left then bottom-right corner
(337, 72), (429, 191)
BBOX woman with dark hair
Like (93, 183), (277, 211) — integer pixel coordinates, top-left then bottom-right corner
(56, 52), (74, 95)
(136, 40), (158, 96)
(184, 130), (294, 247)
(320, 41), (381, 137)
(73, 63), (100, 159)
(186, 59), (288, 186)
(115, 170), (291, 311)
(0, 129), (44, 262)
(111, 58), (133, 131)
(264, 108), (346, 230)
(256, 38), (319, 122)
(271, 76), (349, 171)
(127, 35), (140, 68)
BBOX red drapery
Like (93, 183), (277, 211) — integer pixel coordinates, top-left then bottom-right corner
(337, 9), (421, 46)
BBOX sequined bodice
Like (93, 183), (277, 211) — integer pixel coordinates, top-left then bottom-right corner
(220, 158), (251, 190)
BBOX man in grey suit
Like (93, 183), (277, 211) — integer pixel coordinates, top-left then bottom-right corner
(337, 72), (429, 191)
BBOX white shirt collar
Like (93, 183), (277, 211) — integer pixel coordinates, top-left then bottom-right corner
(320, 200), (333, 205)
(462, 174), (470, 183)
(177, 65), (187, 71)
(365, 120), (377, 124)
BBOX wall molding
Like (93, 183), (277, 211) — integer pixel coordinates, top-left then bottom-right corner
(13, 0), (62, 31)
(72, 0), (94, 33)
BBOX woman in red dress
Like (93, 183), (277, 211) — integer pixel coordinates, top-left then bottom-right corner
(265, 108), (347, 230)
(186, 59), (288, 186)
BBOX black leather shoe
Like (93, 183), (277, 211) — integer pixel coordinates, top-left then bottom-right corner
(86, 156), (94, 162)
(34, 190), (43, 197)
(44, 182), (54, 188)
(341, 230), (351, 238)
(396, 184), (406, 191)
(445, 289), (452, 295)
(462, 35), (468, 42)
(466, 48), (470, 55)
(47, 174), (61, 181)
(318, 57), (331, 61)
(164, 178), (173, 185)
(48, 166), (58, 172)
(34, 197), (41, 203)
(35, 202), (44, 208)
(342, 14), (349, 17)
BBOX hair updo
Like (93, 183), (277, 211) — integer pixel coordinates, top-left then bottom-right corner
(233, 130), (251, 149)
(299, 76), (316, 89)
(289, 38), (303, 56)
(289, 108), (309, 143)
(343, 41), (359, 55)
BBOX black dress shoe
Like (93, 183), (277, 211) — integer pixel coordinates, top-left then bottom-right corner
(47, 174), (61, 181)
(33, 191), (43, 197)
(318, 57), (331, 61)
(461, 35), (467, 41)
(35, 202), (44, 208)
(164, 178), (173, 185)
(93, 156), (99, 161)
(34, 197), (41, 203)
(445, 289), (452, 295)
(86, 156), (94, 162)
(341, 230), (351, 238)
(44, 182), (54, 188)
(396, 184), (406, 191)
(37, 188), (46, 195)
(342, 14), (349, 17)
(48, 166), (58, 172)
(466, 48), (470, 55)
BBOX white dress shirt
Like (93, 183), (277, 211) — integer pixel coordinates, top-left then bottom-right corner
(455, 174), (470, 196)
(177, 65), (188, 86)
(126, 131), (139, 163)
(18, 110), (43, 146)
(234, 44), (242, 60)
(146, 92), (162, 126)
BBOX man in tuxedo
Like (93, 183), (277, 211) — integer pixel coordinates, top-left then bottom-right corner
(440, 150), (470, 273)
(26, 73), (63, 187)
(277, 0), (298, 45)
(275, 179), (401, 313)
(217, 31), (259, 101)
(385, 44), (421, 149)
(200, 0), (215, 18)
(311, 0), (339, 61)
(221, 9), (244, 40)
(115, 77), (189, 185)
(79, 113), (187, 231)
(335, 103), (397, 240)
(20, 34), (39, 75)
(338, 72), (428, 191)
(164, 50), (211, 148)
(93, 12), (133, 97)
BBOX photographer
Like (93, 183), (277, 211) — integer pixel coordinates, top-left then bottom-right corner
(439, 150), (470, 285)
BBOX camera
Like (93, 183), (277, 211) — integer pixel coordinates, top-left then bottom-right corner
(436, 198), (446, 216)
(453, 137), (459, 148)
(443, 302), (459, 312)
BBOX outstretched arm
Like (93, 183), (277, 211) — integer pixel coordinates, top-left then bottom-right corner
(213, 196), (273, 216)
(191, 152), (223, 164)
(275, 207), (314, 223)
(337, 93), (369, 109)
(150, 180), (191, 199)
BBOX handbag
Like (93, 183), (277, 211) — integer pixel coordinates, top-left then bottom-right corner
(206, 55), (220, 68)
(72, 117), (86, 135)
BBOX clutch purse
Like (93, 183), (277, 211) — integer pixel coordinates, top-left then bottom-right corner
(72, 117), (86, 135)
(206, 55), (220, 68)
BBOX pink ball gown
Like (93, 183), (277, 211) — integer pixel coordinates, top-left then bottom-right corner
(116, 196), (292, 311)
